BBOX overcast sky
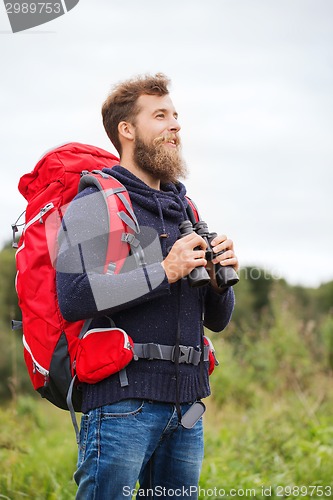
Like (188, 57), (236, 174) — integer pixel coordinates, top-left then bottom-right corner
(0, 0), (332, 287)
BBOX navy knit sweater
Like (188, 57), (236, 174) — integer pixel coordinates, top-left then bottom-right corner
(56, 166), (235, 413)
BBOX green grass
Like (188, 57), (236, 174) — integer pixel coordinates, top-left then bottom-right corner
(1, 288), (333, 499)
(0, 397), (77, 499)
(1, 372), (332, 500)
(198, 333), (333, 500)
(201, 393), (333, 499)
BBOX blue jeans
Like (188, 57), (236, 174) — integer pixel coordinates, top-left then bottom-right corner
(74, 399), (204, 499)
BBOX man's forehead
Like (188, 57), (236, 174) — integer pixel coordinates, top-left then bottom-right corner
(137, 94), (177, 114)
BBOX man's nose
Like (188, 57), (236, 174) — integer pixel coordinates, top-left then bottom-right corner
(169, 116), (181, 132)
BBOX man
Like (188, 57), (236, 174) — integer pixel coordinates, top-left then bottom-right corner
(56, 73), (238, 498)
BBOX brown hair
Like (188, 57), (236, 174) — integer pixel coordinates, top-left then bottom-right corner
(101, 73), (171, 154)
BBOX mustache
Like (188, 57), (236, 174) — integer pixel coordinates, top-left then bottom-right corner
(153, 134), (181, 147)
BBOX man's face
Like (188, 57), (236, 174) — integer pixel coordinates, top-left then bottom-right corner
(132, 94), (188, 184)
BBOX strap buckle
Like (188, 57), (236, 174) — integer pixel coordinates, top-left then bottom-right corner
(179, 346), (192, 364)
(172, 345), (201, 365)
(143, 343), (163, 360)
(121, 232), (140, 248)
(106, 262), (116, 275)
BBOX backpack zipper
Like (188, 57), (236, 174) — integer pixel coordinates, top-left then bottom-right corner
(82, 328), (133, 350)
(22, 334), (49, 377)
(15, 203), (55, 259)
(23, 202), (54, 233)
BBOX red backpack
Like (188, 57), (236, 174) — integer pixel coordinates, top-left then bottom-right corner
(13, 142), (218, 427)
(13, 142), (142, 413)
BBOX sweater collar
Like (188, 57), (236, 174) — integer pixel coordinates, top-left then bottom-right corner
(103, 165), (188, 221)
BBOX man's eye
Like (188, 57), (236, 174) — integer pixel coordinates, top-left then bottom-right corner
(156, 113), (165, 118)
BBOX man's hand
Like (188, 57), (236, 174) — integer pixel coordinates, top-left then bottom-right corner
(206, 234), (239, 290)
(161, 233), (208, 284)
(209, 234), (239, 271)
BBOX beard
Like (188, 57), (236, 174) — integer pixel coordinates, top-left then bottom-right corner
(133, 132), (188, 185)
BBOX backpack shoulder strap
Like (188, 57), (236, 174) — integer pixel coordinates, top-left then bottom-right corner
(78, 170), (141, 274)
(185, 195), (200, 224)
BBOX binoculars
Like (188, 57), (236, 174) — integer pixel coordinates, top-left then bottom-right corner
(179, 220), (239, 289)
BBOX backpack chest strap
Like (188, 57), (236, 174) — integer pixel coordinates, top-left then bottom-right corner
(133, 342), (209, 365)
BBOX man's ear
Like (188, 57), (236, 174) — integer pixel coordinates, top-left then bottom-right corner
(118, 121), (135, 142)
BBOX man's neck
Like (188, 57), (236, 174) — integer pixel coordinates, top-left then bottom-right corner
(119, 154), (161, 190)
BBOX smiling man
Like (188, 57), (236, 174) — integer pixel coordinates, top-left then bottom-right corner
(116, 92), (187, 187)
(56, 73), (238, 498)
